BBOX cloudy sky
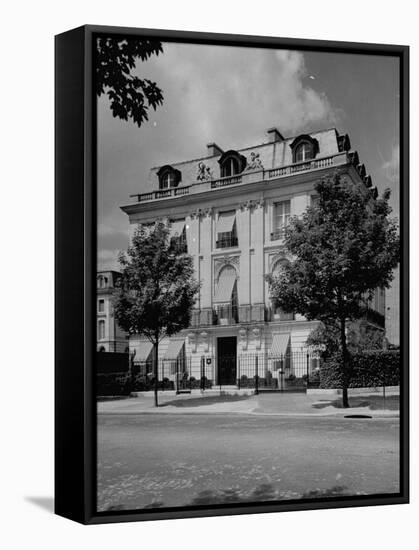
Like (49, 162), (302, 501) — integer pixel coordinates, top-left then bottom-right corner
(97, 41), (400, 271)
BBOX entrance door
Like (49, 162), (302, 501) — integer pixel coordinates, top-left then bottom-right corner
(217, 337), (237, 385)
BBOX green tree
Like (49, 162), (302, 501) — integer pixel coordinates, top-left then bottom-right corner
(267, 173), (399, 407)
(306, 319), (385, 360)
(114, 222), (200, 406)
(96, 37), (164, 127)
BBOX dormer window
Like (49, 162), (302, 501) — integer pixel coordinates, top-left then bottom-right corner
(97, 275), (108, 289)
(157, 165), (181, 190)
(218, 150), (247, 178)
(295, 142), (314, 162)
(290, 135), (319, 164)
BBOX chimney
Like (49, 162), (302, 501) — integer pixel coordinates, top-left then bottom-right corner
(207, 143), (224, 157)
(266, 127), (285, 142)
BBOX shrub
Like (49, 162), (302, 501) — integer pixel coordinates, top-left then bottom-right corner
(189, 376), (213, 389)
(96, 373), (132, 396)
(320, 350), (400, 388)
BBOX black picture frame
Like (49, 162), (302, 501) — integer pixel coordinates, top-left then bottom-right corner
(55, 24), (409, 525)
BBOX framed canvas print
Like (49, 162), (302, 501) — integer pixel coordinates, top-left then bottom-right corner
(55, 25), (409, 524)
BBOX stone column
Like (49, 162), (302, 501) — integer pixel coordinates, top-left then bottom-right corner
(186, 213), (200, 307)
(199, 208), (213, 323)
(237, 202), (251, 309)
(250, 199), (265, 320)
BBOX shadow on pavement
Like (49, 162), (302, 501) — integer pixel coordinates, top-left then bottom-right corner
(312, 395), (399, 411)
(160, 395), (250, 408)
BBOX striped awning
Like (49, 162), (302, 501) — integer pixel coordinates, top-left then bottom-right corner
(169, 219), (185, 237)
(133, 339), (154, 363)
(217, 211), (235, 233)
(270, 333), (290, 356)
(163, 337), (185, 360)
(214, 268), (236, 303)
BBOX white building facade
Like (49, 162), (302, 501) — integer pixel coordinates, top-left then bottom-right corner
(97, 270), (129, 353)
(121, 127), (384, 389)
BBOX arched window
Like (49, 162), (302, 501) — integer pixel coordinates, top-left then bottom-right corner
(157, 165), (182, 190)
(218, 150), (247, 178)
(289, 134), (319, 164)
(214, 265), (238, 323)
(221, 156), (240, 177)
(295, 141), (314, 162)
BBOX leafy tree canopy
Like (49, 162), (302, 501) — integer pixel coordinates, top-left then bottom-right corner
(306, 320), (385, 359)
(114, 222), (200, 344)
(267, 172), (399, 407)
(96, 37), (164, 127)
(268, 173), (399, 325)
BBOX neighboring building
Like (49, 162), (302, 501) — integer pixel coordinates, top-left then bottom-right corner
(120, 127), (385, 388)
(97, 271), (129, 353)
(385, 265), (400, 346)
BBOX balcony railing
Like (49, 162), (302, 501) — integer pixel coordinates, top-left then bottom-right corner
(130, 185), (191, 203)
(129, 152), (348, 204)
(189, 305), (295, 327)
(270, 227), (288, 241)
(216, 235), (238, 249)
(213, 305), (239, 325)
(169, 236), (188, 255)
(211, 175), (242, 188)
(268, 308), (295, 322)
(268, 156), (335, 179)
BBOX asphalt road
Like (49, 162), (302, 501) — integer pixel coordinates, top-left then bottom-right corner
(97, 414), (399, 511)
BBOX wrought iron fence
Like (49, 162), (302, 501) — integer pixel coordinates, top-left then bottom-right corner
(236, 352), (321, 391)
(126, 351), (322, 393)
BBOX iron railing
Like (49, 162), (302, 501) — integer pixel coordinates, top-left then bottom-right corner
(236, 352), (321, 391)
(169, 236), (188, 254)
(129, 153), (348, 204)
(213, 305), (239, 325)
(215, 234), (238, 248)
(98, 351), (322, 395)
(270, 227), (288, 241)
(189, 305), (295, 327)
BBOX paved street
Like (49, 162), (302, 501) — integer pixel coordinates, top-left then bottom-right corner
(97, 413), (399, 511)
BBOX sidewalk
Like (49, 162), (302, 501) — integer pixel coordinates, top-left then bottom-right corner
(97, 391), (399, 418)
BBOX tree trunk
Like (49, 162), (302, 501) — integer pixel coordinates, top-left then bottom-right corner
(340, 317), (349, 408)
(153, 340), (159, 407)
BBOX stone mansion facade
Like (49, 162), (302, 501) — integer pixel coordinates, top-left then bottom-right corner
(96, 270), (129, 353)
(120, 127), (385, 388)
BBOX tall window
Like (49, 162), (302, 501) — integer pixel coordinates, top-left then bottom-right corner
(157, 166), (181, 189)
(98, 320), (105, 340)
(221, 157), (240, 177)
(271, 200), (290, 240)
(218, 150), (246, 178)
(160, 171), (174, 189)
(216, 211), (238, 248)
(295, 142), (314, 162)
(98, 299), (105, 313)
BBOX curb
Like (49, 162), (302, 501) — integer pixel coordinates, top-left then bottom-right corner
(98, 408), (399, 418)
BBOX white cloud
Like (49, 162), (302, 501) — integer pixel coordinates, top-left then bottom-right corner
(135, 44), (338, 155)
